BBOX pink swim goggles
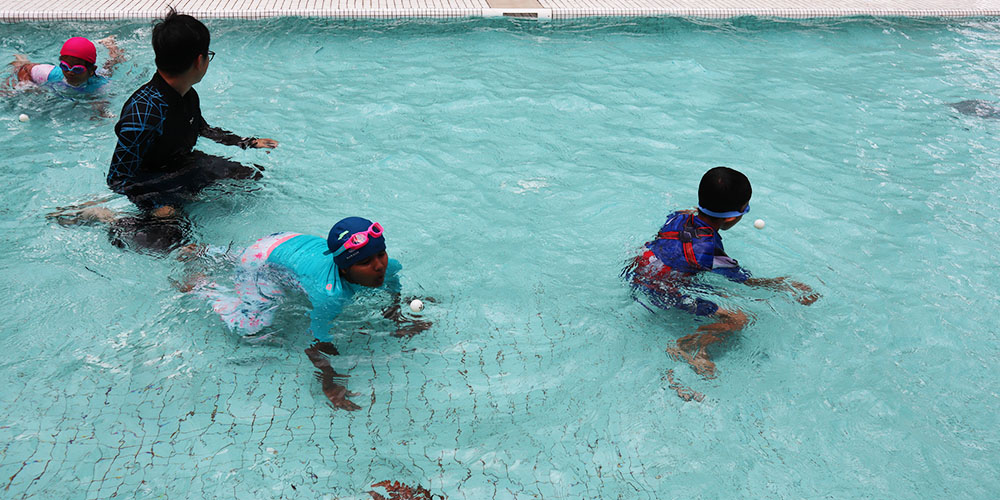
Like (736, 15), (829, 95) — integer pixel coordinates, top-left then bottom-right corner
(59, 60), (89, 75)
(330, 222), (383, 257)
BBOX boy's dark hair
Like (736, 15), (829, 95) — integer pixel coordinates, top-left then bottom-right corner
(698, 166), (752, 214)
(152, 7), (210, 75)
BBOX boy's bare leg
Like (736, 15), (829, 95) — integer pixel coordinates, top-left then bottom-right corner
(668, 309), (748, 378)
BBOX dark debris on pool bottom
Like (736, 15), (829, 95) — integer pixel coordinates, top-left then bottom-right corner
(369, 480), (441, 500)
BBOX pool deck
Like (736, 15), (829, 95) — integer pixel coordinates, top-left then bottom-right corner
(2, 0), (999, 21)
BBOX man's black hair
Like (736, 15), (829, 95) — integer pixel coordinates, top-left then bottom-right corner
(152, 7), (210, 75)
(698, 166), (752, 215)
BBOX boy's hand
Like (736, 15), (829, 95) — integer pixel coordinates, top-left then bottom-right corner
(745, 277), (819, 305)
(96, 35), (117, 49)
(790, 281), (820, 305)
(305, 343), (360, 411)
(392, 319), (432, 338)
(10, 54), (30, 69)
(384, 296), (435, 337)
(315, 372), (361, 411)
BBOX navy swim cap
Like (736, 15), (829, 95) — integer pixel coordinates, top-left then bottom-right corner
(698, 166), (752, 215)
(326, 216), (386, 269)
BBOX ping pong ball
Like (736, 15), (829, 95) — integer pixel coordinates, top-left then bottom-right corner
(18, 114), (29, 122)
(409, 299), (424, 313)
(754, 219), (765, 229)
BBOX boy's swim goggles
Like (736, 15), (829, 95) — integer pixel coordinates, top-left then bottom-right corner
(329, 222), (383, 258)
(697, 204), (750, 218)
(59, 61), (89, 74)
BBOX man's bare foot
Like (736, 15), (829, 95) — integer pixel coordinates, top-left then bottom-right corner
(152, 205), (176, 218)
(48, 206), (116, 226)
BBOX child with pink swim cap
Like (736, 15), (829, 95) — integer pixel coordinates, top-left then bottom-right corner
(11, 35), (125, 94)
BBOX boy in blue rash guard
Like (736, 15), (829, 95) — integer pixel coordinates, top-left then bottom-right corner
(624, 166), (819, 378)
(192, 217), (431, 411)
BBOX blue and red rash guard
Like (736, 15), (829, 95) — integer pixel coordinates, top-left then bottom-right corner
(629, 210), (751, 316)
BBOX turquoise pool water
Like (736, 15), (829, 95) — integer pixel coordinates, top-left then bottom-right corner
(2, 16), (1000, 499)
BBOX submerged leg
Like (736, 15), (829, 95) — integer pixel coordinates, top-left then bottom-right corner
(46, 196), (117, 225)
(668, 308), (748, 378)
(107, 212), (192, 255)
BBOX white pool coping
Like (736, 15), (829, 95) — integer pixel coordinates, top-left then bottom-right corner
(1, 0), (999, 21)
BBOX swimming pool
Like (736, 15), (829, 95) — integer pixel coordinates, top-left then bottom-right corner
(2, 16), (999, 499)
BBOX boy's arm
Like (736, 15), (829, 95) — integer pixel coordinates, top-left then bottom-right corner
(711, 255), (818, 305)
(744, 277), (820, 305)
(198, 116), (278, 149)
(377, 260), (433, 337)
(307, 304), (338, 343)
(11, 55), (36, 82)
(98, 36), (126, 76)
(304, 342), (360, 411)
(382, 293), (433, 338)
(303, 301), (362, 410)
(11, 56), (54, 85)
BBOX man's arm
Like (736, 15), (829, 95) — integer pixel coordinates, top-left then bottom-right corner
(198, 116), (278, 149)
(107, 92), (165, 193)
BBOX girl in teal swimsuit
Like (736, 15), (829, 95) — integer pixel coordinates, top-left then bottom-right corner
(194, 216), (431, 410)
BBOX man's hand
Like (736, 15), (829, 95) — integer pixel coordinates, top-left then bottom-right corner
(251, 138), (279, 149)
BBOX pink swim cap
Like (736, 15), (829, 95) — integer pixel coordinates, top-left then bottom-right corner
(60, 37), (97, 64)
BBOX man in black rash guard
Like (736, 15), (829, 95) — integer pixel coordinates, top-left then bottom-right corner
(107, 8), (278, 217)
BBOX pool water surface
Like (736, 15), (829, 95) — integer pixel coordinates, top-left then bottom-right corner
(1, 16), (999, 499)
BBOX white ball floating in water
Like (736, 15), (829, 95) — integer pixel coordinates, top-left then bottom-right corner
(18, 113), (29, 122)
(754, 219), (766, 230)
(409, 299), (424, 313)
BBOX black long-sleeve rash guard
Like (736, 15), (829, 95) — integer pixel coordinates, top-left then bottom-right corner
(107, 72), (255, 194)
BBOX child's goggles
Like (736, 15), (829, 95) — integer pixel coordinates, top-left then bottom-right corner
(329, 222), (384, 257)
(697, 203), (750, 219)
(59, 61), (89, 75)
